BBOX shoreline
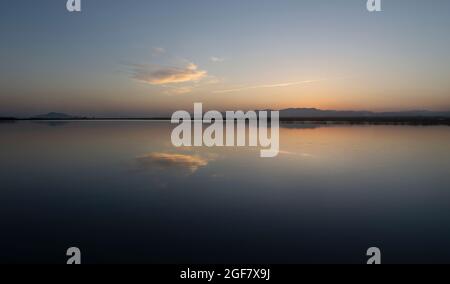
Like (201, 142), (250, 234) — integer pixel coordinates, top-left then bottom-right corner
(2, 117), (450, 125)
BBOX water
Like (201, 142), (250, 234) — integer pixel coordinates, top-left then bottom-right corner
(1, 121), (450, 264)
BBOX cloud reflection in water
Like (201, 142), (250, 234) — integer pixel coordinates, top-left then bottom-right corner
(136, 152), (210, 174)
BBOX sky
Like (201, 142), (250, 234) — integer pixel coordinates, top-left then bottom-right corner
(1, 0), (450, 117)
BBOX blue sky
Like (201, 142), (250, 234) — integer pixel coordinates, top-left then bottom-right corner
(1, 0), (450, 117)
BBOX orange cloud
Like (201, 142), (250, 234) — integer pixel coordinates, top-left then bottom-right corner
(133, 63), (207, 85)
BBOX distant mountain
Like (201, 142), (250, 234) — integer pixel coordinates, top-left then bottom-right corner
(32, 112), (79, 119)
(278, 108), (450, 118)
(25, 109), (450, 120)
(0, 117), (17, 121)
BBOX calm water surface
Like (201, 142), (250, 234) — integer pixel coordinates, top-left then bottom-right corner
(1, 121), (450, 263)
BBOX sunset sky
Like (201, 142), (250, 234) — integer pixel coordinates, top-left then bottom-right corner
(1, 0), (450, 117)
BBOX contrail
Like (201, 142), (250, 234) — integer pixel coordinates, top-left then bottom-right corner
(213, 79), (324, 94)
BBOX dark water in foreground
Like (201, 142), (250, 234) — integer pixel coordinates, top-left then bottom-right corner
(1, 121), (450, 264)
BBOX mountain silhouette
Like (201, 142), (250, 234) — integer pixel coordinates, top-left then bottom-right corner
(32, 112), (78, 119)
(22, 109), (450, 121)
(278, 108), (450, 118)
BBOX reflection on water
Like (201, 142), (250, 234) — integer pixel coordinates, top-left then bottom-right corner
(136, 152), (211, 173)
(0, 121), (450, 264)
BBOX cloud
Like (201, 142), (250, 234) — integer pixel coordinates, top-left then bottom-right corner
(152, 47), (166, 56)
(133, 63), (207, 85)
(213, 79), (323, 94)
(164, 86), (194, 95)
(210, 56), (225, 63)
(136, 152), (210, 173)
(278, 150), (314, 158)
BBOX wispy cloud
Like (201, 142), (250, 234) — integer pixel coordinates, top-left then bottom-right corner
(278, 150), (314, 158)
(152, 47), (166, 56)
(163, 86), (194, 95)
(210, 56), (225, 63)
(213, 79), (323, 94)
(132, 63), (207, 85)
